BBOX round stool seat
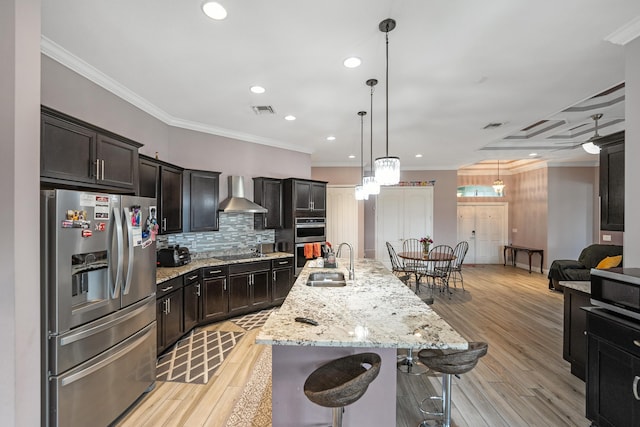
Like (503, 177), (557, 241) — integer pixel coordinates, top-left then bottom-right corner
(304, 352), (381, 408)
(417, 342), (488, 375)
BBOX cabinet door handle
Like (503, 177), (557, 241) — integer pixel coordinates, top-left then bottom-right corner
(209, 270), (222, 275)
(278, 261), (288, 265)
(633, 340), (640, 348)
(195, 283), (201, 297)
(101, 159), (105, 180)
(634, 376), (640, 401)
(163, 299), (168, 315)
(162, 218), (167, 231)
(264, 215), (267, 228)
(187, 274), (199, 281)
(273, 271), (276, 281)
(223, 278), (227, 291)
(160, 285), (173, 292)
(96, 160), (100, 180)
(167, 297), (171, 314)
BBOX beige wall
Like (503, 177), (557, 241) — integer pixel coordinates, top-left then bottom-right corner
(1, 0), (41, 425)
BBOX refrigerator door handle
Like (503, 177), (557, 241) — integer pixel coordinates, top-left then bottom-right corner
(122, 207), (135, 295)
(111, 206), (123, 299)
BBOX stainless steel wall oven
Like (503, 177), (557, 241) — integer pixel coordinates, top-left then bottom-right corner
(294, 217), (326, 242)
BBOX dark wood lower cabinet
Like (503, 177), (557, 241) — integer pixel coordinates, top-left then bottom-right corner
(563, 287), (593, 380)
(157, 288), (183, 355)
(272, 258), (294, 305)
(586, 308), (640, 427)
(228, 260), (271, 316)
(201, 266), (229, 322)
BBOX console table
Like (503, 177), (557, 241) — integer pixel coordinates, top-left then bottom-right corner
(503, 244), (543, 274)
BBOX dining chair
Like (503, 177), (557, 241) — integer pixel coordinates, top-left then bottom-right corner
(386, 242), (411, 285)
(424, 245), (455, 297)
(450, 241), (469, 291)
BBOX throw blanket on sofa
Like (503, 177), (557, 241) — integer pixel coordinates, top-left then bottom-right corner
(548, 243), (623, 289)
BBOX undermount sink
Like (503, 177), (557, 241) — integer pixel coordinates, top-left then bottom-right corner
(306, 272), (347, 287)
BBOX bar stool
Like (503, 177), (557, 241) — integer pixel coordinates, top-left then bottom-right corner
(398, 348), (428, 375)
(303, 352), (381, 427)
(417, 342), (488, 427)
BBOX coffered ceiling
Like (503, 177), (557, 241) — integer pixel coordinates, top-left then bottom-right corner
(41, 1), (640, 171)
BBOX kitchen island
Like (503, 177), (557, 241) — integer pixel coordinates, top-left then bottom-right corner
(256, 257), (467, 426)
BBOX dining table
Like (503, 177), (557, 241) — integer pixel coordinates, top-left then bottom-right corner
(398, 251), (456, 295)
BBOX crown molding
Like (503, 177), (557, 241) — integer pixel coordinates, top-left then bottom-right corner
(605, 16), (640, 45)
(40, 36), (311, 155)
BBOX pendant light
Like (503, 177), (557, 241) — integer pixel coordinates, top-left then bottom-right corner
(374, 18), (401, 186)
(355, 111), (369, 201)
(492, 160), (505, 195)
(363, 79), (380, 195)
(582, 113), (603, 155)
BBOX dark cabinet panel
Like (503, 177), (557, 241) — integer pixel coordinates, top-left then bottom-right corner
(285, 179), (327, 216)
(183, 271), (202, 333)
(41, 114), (96, 185)
(599, 132), (624, 231)
(40, 107), (140, 192)
(201, 266), (229, 322)
(294, 180), (312, 212)
(157, 288), (183, 355)
(562, 288), (593, 381)
(228, 261), (271, 316)
(184, 170), (220, 232)
(96, 134), (138, 189)
(311, 182), (326, 211)
(586, 309), (640, 427)
(139, 155), (183, 234)
(271, 258), (294, 305)
(253, 177), (283, 229)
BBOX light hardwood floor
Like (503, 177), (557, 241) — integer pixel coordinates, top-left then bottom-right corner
(115, 265), (590, 427)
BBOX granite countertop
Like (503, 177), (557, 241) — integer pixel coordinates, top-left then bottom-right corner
(156, 252), (293, 284)
(559, 280), (591, 294)
(255, 258), (468, 350)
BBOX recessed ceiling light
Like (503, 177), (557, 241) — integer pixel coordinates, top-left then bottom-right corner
(348, 155), (356, 159)
(343, 57), (362, 68)
(529, 153), (538, 157)
(326, 136), (336, 141)
(415, 154), (423, 158)
(250, 86), (265, 94)
(202, 2), (227, 20)
(284, 115), (296, 121)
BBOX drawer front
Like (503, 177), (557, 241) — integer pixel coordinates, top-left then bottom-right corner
(229, 260), (271, 275)
(157, 276), (183, 298)
(183, 270), (201, 286)
(203, 265), (228, 278)
(587, 310), (640, 358)
(272, 257), (293, 269)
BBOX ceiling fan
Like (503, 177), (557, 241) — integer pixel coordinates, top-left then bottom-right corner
(553, 113), (603, 153)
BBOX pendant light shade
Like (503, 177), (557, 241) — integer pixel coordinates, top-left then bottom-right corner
(363, 79), (381, 195)
(355, 111), (369, 201)
(582, 113), (603, 155)
(492, 160), (505, 195)
(374, 18), (401, 186)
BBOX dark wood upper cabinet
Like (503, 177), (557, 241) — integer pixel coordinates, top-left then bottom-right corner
(41, 107), (140, 192)
(253, 177), (283, 229)
(598, 131), (624, 231)
(138, 155), (183, 234)
(183, 169), (221, 232)
(283, 178), (327, 219)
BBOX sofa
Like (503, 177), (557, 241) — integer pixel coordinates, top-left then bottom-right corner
(548, 243), (623, 291)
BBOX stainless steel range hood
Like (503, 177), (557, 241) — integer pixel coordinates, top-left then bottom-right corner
(218, 176), (268, 213)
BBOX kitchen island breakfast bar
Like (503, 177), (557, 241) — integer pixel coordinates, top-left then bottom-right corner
(256, 258), (468, 426)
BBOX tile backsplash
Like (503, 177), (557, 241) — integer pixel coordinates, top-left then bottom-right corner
(156, 212), (275, 256)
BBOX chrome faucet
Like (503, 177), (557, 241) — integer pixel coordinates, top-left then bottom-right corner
(336, 242), (355, 280)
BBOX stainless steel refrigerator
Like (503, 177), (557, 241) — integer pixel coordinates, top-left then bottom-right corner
(41, 189), (158, 427)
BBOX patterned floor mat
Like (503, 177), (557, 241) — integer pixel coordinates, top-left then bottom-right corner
(157, 330), (244, 384)
(230, 308), (277, 330)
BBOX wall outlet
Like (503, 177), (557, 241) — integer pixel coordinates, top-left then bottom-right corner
(256, 235), (262, 243)
(602, 234), (612, 242)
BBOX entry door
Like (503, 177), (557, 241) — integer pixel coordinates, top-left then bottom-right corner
(457, 203), (507, 264)
(376, 186), (434, 269)
(326, 186), (359, 257)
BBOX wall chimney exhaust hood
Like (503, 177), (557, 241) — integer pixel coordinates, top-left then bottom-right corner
(218, 176), (268, 213)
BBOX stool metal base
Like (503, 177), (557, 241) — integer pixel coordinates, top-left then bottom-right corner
(398, 348), (428, 375)
(417, 373), (452, 427)
(332, 407), (343, 427)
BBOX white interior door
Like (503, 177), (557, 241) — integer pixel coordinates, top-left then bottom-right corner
(376, 187), (434, 269)
(326, 186), (359, 257)
(457, 203), (507, 264)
